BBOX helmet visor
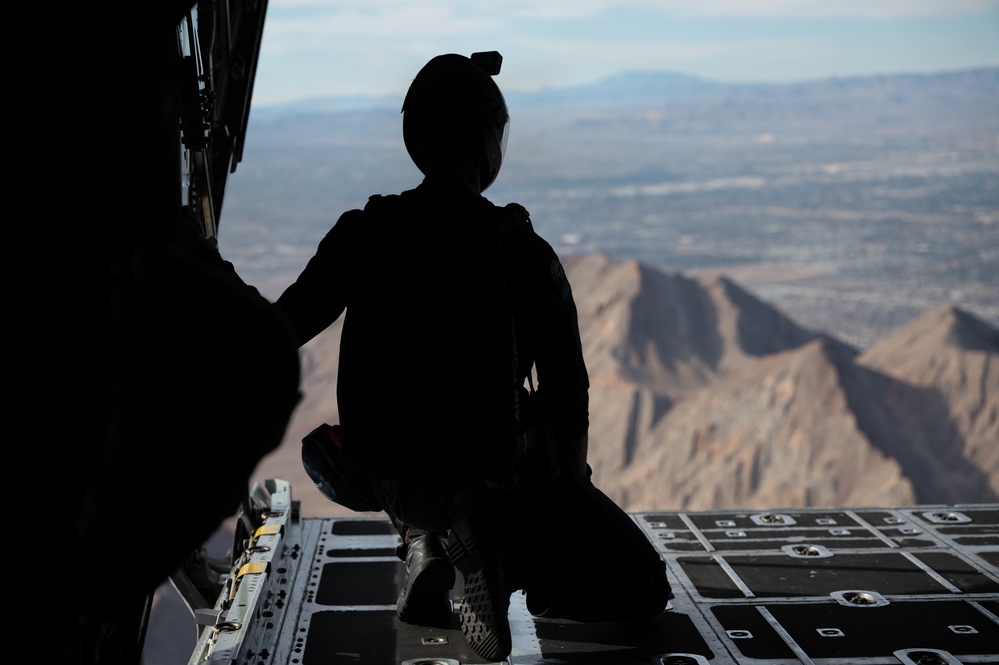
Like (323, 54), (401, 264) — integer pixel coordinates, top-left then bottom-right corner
(481, 111), (509, 191)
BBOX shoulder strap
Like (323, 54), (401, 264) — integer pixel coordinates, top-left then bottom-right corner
(498, 202), (532, 234)
(492, 202), (540, 463)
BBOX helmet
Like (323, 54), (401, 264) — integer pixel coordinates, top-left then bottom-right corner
(402, 52), (510, 191)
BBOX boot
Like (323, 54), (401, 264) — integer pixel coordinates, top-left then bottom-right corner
(449, 517), (513, 662)
(396, 528), (455, 626)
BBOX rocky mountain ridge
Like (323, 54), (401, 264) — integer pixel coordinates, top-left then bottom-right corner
(251, 254), (999, 516)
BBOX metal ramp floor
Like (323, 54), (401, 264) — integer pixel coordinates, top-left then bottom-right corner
(186, 481), (999, 664)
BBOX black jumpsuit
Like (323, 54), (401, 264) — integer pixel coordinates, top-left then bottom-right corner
(276, 177), (670, 621)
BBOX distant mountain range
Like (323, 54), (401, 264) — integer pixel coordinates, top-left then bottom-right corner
(251, 255), (999, 516)
(252, 66), (999, 126)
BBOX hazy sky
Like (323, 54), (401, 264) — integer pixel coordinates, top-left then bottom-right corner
(250, 0), (999, 106)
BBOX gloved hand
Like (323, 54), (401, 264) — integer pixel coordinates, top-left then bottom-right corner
(301, 423), (380, 512)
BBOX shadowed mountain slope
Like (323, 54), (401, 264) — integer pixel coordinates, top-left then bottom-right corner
(562, 255), (855, 396)
(858, 305), (999, 500)
(610, 338), (917, 511)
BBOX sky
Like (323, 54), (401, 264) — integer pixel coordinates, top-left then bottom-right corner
(250, 0), (999, 107)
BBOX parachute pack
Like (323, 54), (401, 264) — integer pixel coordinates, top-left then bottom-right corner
(332, 193), (534, 486)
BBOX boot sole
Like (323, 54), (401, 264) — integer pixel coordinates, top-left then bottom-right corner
(449, 518), (512, 662)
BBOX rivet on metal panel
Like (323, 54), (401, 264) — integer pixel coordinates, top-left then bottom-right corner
(783, 543), (833, 558)
(832, 589), (890, 607)
(421, 636), (449, 645)
(894, 647), (963, 665)
(751, 513), (797, 526)
(846, 592), (877, 604)
(922, 511), (971, 524)
(402, 659), (458, 665)
(658, 655), (710, 665)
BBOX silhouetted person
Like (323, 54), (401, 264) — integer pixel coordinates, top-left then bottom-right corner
(278, 52), (671, 662)
(45, 3), (302, 663)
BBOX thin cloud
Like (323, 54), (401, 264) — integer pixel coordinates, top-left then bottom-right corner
(252, 0), (999, 104)
(271, 0), (999, 20)
(264, 8), (498, 41)
(262, 1), (998, 50)
(632, 0), (998, 19)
